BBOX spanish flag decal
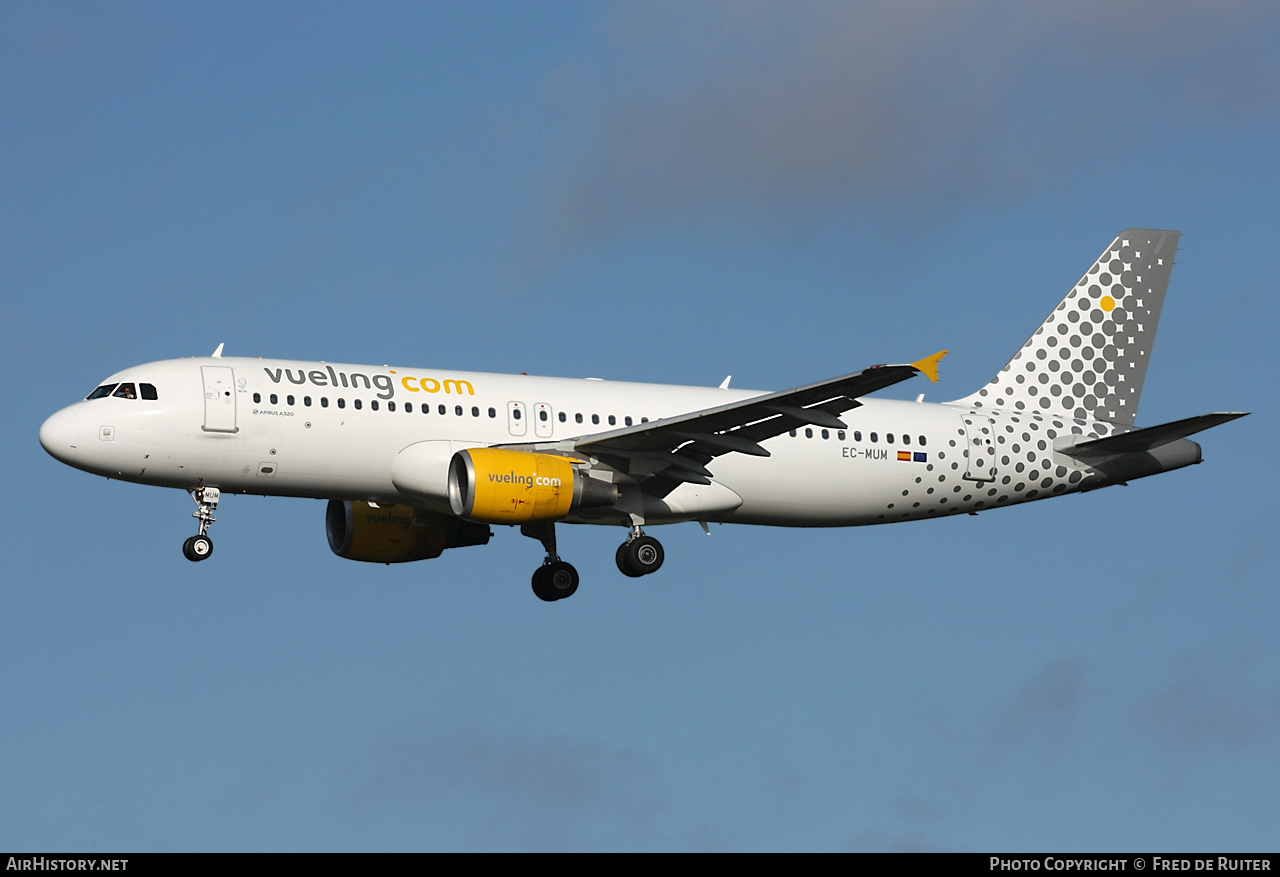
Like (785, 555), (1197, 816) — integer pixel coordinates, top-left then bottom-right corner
(897, 451), (912, 461)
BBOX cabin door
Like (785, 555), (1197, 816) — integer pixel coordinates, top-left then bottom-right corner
(961, 415), (995, 482)
(201, 366), (238, 433)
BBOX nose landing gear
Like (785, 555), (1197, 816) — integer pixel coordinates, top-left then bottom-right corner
(183, 486), (220, 562)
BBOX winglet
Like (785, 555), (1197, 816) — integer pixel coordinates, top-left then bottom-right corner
(911, 350), (947, 383)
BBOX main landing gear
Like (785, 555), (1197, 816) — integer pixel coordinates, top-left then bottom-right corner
(522, 522), (579, 602)
(616, 525), (664, 578)
(520, 520), (666, 602)
(182, 486), (220, 562)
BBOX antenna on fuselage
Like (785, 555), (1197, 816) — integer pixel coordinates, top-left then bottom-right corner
(211, 343), (225, 358)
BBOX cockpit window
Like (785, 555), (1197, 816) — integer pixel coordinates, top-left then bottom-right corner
(87, 381), (157, 400)
(87, 384), (118, 400)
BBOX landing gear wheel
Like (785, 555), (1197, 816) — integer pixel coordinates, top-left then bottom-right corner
(532, 561), (579, 601)
(546, 561), (579, 599)
(616, 542), (644, 578)
(617, 535), (664, 577)
(183, 534), (213, 562)
(532, 566), (553, 601)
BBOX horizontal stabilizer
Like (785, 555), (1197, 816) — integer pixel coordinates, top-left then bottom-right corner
(1058, 412), (1248, 459)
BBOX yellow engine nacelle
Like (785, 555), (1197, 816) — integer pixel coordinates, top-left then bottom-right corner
(326, 501), (491, 563)
(448, 448), (619, 523)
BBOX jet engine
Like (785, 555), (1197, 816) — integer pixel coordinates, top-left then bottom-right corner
(448, 448), (618, 524)
(326, 500), (491, 563)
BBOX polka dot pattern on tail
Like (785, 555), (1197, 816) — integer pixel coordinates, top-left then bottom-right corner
(955, 229), (1180, 427)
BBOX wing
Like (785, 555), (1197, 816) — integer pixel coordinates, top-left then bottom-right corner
(547, 351), (947, 492)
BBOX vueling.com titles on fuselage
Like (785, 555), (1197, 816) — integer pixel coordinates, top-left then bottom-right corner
(262, 366), (475, 400)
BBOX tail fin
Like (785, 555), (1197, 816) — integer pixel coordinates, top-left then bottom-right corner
(953, 228), (1180, 426)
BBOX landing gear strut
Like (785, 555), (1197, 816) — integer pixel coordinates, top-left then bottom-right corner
(616, 524), (664, 578)
(522, 521), (579, 601)
(183, 486), (220, 562)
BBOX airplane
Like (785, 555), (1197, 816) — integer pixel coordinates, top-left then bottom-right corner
(39, 228), (1246, 601)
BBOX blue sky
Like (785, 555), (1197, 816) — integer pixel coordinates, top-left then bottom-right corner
(3, 1), (1278, 852)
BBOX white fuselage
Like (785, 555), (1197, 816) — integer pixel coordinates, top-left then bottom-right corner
(39, 355), (1183, 530)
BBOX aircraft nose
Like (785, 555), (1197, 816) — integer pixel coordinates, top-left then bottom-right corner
(39, 407), (80, 464)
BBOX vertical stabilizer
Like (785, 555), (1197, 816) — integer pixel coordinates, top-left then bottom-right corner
(953, 228), (1180, 426)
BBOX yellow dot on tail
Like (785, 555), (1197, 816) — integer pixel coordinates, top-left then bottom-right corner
(1100, 295), (1116, 311)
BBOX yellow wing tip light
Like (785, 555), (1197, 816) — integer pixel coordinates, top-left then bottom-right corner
(911, 350), (948, 383)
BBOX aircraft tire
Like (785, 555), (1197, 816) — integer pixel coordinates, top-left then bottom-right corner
(621, 536), (664, 577)
(532, 563), (578, 601)
(545, 561), (579, 599)
(183, 535), (213, 562)
(532, 566), (554, 601)
(616, 542), (644, 578)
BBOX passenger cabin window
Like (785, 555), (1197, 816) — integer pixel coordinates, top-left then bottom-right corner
(354, 399), (362, 410)
(269, 394), (278, 404)
(370, 400), (379, 411)
(253, 393), (261, 403)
